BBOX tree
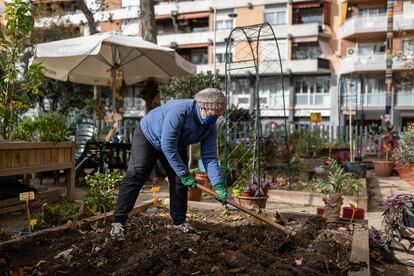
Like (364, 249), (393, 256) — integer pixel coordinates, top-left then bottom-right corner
(139, 0), (161, 112)
(0, 0), (45, 140)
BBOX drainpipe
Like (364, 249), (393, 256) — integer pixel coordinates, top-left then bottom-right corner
(385, 0), (394, 124)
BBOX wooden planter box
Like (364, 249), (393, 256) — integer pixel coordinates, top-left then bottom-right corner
(0, 142), (75, 200)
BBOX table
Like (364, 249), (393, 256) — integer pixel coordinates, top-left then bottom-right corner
(85, 141), (131, 174)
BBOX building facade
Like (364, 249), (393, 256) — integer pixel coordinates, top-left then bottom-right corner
(10, 0), (414, 127)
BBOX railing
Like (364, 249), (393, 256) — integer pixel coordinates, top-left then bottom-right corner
(340, 14), (387, 38)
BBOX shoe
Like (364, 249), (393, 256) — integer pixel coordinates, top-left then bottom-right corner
(110, 222), (124, 238)
(172, 222), (195, 233)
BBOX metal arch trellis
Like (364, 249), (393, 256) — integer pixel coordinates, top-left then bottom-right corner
(223, 23), (292, 208)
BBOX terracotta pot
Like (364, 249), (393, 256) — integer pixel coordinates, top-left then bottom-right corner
(187, 187), (202, 201)
(397, 165), (414, 179)
(240, 191), (255, 197)
(373, 161), (394, 177)
(342, 207), (365, 220)
(316, 207), (325, 216)
(237, 195), (268, 209)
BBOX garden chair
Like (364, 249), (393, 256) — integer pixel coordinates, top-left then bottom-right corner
(75, 121), (99, 179)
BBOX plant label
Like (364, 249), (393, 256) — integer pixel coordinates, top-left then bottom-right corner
(19, 192), (35, 202)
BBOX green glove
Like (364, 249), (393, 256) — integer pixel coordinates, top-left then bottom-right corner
(214, 182), (227, 202)
(180, 174), (196, 188)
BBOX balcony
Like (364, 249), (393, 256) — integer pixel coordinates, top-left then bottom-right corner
(196, 58), (330, 75)
(340, 14), (387, 39)
(340, 54), (407, 74)
(340, 13), (414, 39)
(155, 0), (210, 17)
(157, 31), (211, 47)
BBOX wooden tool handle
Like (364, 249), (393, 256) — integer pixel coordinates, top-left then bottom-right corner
(196, 184), (295, 236)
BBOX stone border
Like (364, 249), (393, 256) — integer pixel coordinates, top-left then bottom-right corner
(268, 178), (368, 211)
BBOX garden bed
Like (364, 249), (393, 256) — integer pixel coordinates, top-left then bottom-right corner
(0, 201), (369, 275)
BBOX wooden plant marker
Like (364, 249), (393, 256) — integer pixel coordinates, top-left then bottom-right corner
(151, 186), (161, 205)
(19, 192), (37, 232)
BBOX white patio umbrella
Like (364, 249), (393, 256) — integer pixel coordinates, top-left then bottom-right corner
(33, 33), (196, 111)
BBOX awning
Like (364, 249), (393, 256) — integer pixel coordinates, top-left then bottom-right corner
(155, 14), (172, 20)
(177, 12), (210, 20)
(292, 36), (318, 43)
(293, 1), (321, 9)
(177, 43), (209, 49)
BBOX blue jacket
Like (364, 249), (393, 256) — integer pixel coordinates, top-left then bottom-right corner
(140, 99), (222, 186)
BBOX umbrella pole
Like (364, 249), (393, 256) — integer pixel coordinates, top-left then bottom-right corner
(111, 68), (117, 113)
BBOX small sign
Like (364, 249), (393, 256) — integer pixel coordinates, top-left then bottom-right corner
(30, 219), (37, 228)
(343, 111), (356, 116)
(150, 186), (160, 193)
(309, 112), (322, 123)
(19, 192), (35, 202)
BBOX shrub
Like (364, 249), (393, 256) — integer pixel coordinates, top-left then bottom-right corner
(84, 173), (124, 214)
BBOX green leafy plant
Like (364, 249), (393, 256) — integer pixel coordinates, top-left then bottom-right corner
(312, 159), (361, 195)
(290, 128), (327, 158)
(0, 0), (45, 140)
(12, 113), (68, 142)
(159, 71), (220, 102)
(84, 173), (124, 215)
(35, 202), (80, 229)
(394, 125), (414, 167)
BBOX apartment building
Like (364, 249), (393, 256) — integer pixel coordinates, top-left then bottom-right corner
(9, 0), (414, 127)
(154, 0), (338, 126)
(339, 0), (414, 129)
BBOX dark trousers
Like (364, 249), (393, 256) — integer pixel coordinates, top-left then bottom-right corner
(114, 122), (188, 225)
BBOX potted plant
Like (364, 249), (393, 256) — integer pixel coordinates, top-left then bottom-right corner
(371, 121), (396, 177)
(0, 0), (77, 200)
(394, 125), (414, 184)
(236, 176), (273, 209)
(382, 194), (414, 251)
(312, 160), (361, 223)
(231, 184), (243, 197)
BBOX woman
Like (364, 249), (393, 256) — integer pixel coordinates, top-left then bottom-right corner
(111, 88), (227, 237)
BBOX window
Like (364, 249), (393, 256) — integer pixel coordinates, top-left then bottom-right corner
(366, 77), (385, 105)
(122, 0), (138, 8)
(403, 40), (414, 56)
(396, 77), (414, 106)
(121, 19), (139, 36)
(262, 40), (287, 61)
(292, 42), (322, 60)
(358, 43), (386, 56)
(265, 9), (287, 25)
(124, 85), (146, 109)
(293, 7), (323, 25)
(294, 76), (330, 106)
(191, 49), (208, 64)
(359, 7), (386, 16)
(260, 77), (290, 108)
(216, 19), (233, 30)
(215, 44), (233, 63)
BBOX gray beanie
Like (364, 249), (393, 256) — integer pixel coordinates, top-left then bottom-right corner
(194, 88), (227, 110)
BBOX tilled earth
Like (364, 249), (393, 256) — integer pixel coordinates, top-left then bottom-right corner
(0, 207), (365, 275)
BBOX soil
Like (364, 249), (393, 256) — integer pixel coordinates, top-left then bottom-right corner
(0, 207), (365, 275)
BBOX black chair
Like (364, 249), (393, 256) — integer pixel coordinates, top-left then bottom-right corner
(75, 121), (99, 179)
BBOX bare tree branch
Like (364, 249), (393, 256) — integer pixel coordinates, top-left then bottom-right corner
(76, 0), (98, 34)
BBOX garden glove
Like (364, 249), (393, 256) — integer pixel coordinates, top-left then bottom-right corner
(180, 174), (197, 188)
(214, 182), (227, 202)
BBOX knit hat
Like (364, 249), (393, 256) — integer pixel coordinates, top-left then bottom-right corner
(194, 88), (227, 111)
